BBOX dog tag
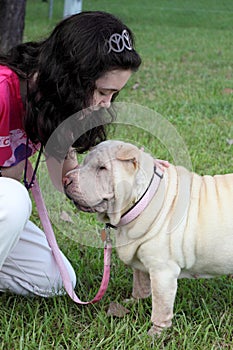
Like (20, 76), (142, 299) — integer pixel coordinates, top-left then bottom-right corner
(101, 229), (107, 242)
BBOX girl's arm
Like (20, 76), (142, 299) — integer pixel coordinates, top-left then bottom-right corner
(46, 147), (78, 192)
(0, 160), (25, 181)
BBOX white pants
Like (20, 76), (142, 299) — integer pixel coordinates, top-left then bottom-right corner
(0, 177), (76, 296)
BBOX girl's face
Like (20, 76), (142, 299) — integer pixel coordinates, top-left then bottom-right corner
(93, 69), (132, 109)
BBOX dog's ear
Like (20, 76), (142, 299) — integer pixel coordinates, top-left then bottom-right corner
(116, 144), (140, 170)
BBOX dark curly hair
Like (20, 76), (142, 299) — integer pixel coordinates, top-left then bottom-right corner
(0, 11), (141, 158)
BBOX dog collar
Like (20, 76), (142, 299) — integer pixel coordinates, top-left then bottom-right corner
(108, 164), (164, 228)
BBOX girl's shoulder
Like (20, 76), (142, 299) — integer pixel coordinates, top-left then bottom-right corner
(0, 65), (21, 102)
(0, 65), (19, 85)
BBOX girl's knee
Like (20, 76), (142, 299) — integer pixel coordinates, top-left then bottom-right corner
(0, 178), (32, 227)
(33, 252), (77, 297)
(0, 179), (32, 266)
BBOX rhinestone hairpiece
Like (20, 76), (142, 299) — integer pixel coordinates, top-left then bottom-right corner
(108, 29), (133, 53)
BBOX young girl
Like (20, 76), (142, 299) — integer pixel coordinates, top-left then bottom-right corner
(0, 11), (141, 296)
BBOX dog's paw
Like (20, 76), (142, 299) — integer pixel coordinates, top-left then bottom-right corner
(148, 325), (163, 337)
(148, 320), (172, 337)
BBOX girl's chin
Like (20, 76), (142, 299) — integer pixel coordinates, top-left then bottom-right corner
(91, 105), (101, 111)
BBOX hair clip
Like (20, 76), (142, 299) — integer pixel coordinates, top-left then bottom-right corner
(108, 29), (133, 53)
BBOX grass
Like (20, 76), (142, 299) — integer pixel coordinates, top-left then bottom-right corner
(1, 0), (233, 349)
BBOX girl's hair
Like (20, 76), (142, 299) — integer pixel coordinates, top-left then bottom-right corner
(0, 11), (141, 158)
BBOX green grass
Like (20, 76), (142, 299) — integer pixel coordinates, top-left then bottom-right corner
(1, 0), (233, 349)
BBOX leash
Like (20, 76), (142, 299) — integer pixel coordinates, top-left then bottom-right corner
(27, 161), (112, 304)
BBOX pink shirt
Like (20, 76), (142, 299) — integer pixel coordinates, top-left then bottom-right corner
(0, 65), (38, 167)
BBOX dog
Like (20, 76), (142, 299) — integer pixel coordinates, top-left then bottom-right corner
(63, 140), (233, 335)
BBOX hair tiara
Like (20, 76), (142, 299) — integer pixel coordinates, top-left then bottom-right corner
(107, 29), (133, 53)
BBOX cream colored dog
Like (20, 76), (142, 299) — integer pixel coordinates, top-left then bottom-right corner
(63, 140), (233, 335)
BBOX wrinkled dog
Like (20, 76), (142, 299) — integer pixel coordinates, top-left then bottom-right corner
(63, 140), (233, 335)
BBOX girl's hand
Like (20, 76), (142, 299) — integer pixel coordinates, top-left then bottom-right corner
(154, 159), (170, 171)
(140, 147), (170, 171)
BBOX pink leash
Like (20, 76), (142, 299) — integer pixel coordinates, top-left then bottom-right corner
(27, 161), (112, 304)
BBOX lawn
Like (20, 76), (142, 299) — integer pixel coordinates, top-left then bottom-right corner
(0, 0), (232, 349)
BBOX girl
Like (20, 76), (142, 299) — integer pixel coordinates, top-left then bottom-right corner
(0, 11), (141, 296)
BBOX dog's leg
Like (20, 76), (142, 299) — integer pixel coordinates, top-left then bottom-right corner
(148, 268), (178, 336)
(132, 269), (151, 299)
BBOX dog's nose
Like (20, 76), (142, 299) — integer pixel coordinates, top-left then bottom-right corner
(63, 176), (73, 189)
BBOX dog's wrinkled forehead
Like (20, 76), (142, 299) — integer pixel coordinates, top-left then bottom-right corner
(83, 141), (123, 166)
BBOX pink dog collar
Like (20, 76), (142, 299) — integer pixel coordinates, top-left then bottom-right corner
(109, 164), (164, 228)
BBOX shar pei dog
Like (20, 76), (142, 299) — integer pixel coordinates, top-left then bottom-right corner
(63, 140), (233, 335)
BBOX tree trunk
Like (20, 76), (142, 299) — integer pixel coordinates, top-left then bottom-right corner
(63, 0), (82, 18)
(0, 0), (26, 53)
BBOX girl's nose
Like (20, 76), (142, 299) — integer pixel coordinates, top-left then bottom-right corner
(100, 100), (111, 108)
(98, 95), (112, 108)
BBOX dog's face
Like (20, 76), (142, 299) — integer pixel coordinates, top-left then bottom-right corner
(63, 140), (151, 225)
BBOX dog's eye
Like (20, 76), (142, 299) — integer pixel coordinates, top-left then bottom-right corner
(98, 166), (107, 171)
(96, 165), (107, 173)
